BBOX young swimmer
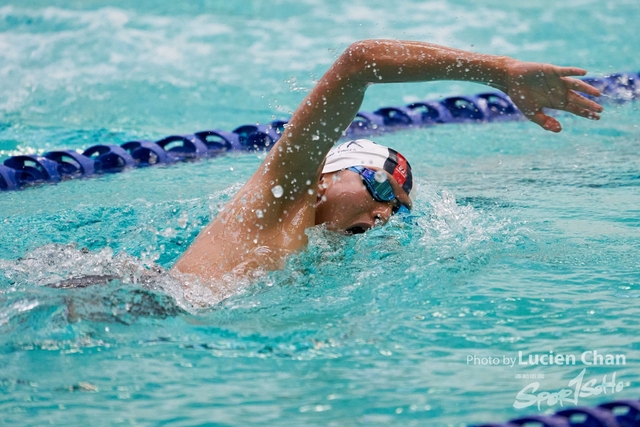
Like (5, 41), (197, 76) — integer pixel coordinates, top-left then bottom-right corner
(172, 39), (603, 283)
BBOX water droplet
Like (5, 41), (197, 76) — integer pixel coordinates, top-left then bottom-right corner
(256, 209), (264, 218)
(271, 185), (284, 198)
(308, 189), (314, 195)
(374, 170), (387, 183)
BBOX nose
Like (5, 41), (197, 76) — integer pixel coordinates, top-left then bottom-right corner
(371, 203), (393, 224)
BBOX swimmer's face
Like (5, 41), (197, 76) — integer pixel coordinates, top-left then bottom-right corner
(314, 169), (411, 234)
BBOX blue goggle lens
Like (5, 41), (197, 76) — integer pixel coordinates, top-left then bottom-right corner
(348, 166), (410, 215)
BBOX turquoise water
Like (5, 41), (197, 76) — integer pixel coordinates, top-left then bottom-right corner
(1, 1), (639, 425)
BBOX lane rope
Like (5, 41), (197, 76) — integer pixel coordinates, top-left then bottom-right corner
(1, 72), (637, 192)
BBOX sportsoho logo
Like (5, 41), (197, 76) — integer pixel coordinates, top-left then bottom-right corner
(513, 368), (625, 410)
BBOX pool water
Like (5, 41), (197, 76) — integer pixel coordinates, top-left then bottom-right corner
(1, 0), (639, 425)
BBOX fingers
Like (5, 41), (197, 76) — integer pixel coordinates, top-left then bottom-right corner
(543, 116), (562, 133)
(565, 103), (601, 120)
(567, 90), (604, 113)
(555, 66), (587, 77)
(565, 77), (602, 97)
(528, 110), (562, 133)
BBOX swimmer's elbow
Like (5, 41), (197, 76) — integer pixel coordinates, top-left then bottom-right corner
(336, 40), (380, 84)
(342, 40), (376, 60)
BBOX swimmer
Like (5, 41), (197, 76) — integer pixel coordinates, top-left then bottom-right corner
(172, 39), (603, 283)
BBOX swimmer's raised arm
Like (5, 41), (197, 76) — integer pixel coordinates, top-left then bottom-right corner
(262, 39), (603, 204)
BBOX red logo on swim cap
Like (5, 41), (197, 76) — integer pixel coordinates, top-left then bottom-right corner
(392, 153), (408, 186)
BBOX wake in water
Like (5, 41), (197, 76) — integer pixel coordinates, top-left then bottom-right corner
(0, 243), (258, 314)
(0, 180), (525, 329)
(0, 245), (187, 328)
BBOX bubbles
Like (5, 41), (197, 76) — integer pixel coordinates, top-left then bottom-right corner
(159, 227), (177, 238)
(271, 185), (284, 198)
(374, 170), (387, 183)
(255, 209), (264, 218)
(177, 212), (188, 228)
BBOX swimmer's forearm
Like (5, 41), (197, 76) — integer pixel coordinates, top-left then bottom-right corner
(344, 39), (510, 91)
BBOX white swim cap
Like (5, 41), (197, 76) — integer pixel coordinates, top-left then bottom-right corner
(322, 139), (413, 196)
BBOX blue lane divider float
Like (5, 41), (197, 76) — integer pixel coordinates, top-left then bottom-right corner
(44, 150), (96, 176)
(1, 72), (637, 192)
(121, 141), (175, 166)
(3, 155), (61, 187)
(473, 398), (640, 427)
(82, 144), (135, 173)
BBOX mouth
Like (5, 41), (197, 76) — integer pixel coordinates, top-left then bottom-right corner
(345, 223), (371, 235)
(345, 226), (365, 235)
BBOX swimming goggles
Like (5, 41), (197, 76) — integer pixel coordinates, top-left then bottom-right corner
(347, 166), (411, 215)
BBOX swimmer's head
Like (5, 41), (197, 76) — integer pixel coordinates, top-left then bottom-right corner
(321, 139), (413, 196)
(315, 139), (413, 234)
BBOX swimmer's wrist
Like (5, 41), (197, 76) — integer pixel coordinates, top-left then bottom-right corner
(487, 55), (511, 93)
(452, 53), (512, 93)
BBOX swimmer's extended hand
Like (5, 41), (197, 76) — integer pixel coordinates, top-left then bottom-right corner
(504, 60), (603, 133)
